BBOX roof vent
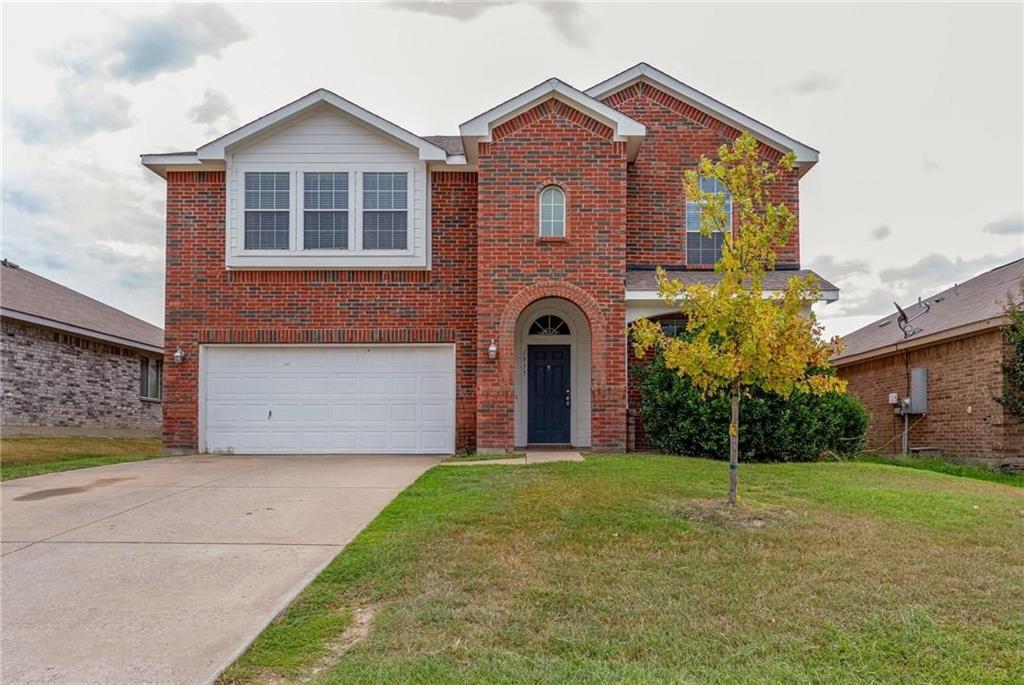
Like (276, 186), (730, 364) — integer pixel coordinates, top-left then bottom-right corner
(1, 258), (20, 269)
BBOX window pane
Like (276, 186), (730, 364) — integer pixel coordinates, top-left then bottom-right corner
(363, 211), (408, 250)
(539, 187), (565, 237)
(245, 211), (289, 249)
(245, 172), (289, 210)
(304, 173), (348, 210)
(140, 358), (149, 397)
(304, 211), (348, 249)
(687, 231), (725, 265)
(363, 172), (407, 212)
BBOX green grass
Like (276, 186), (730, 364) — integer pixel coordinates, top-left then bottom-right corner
(220, 454), (1024, 685)
(444, 452), (525, 462)
(0, 437), (163, 480)
(857, 453), (1024, 488)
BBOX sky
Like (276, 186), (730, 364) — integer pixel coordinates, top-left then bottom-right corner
(2, 2), (1022, 338)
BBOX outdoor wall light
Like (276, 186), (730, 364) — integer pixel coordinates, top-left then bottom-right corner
(487, 340), (497, 359)
(172, 346), (185, 364)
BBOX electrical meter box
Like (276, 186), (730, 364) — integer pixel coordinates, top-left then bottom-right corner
(907, 367), (928, 414)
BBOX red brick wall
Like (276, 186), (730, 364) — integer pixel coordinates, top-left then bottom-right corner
(837, 330), (1023, 467)
(603, 82), (800, 269)
(162, 170), (479, 451)
(474, 98), (628, 450)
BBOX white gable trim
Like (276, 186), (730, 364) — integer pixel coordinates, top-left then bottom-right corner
(140, 153), (224, 178)
(195, 89), (447, 162)
(587, 63), (819, 167)
(459, 78), (646, 163)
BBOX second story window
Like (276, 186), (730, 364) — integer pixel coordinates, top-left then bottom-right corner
(303, 172), (349, 250)
(362, 172), (408, 250)
(685, 176), (732, 265)
(244, 172), (290, 250)
(539, 186), (566, 238)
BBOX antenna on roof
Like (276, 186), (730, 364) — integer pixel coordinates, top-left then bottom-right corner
(894, 296), (931, 338)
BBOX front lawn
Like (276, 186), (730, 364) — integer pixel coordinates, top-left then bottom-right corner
(220, 454), (1024, 684)
(0, 436), (163, 480)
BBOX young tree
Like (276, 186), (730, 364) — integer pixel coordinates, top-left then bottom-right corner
(996, 285), (1024, 423)
(631, 131), (846, 504)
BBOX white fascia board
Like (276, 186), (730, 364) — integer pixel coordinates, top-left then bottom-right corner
(140, 153), (225, 178)
(587, 64), (819, 166)
(459, 78), (646, 163)
(195, 89), (447, 162)
(625, 289), (839, 302)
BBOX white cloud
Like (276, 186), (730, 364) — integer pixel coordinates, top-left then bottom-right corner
(188, 89), (238, 137)
(390, 1), (586, 46)
(806, 254), (871, 281)
(8, 5), (248, 145)
(108, 5), (249, 83)
(879, 250), (1021, 295)
(982, 212), (1024, 235)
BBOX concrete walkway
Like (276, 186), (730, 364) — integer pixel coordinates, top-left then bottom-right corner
(0, 454), (438, 685)
(442, 450), (585, 466)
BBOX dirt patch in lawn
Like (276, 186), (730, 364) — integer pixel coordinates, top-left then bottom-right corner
(666, 498), (795, 529)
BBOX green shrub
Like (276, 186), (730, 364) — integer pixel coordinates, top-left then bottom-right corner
(636, 353), (869, 462)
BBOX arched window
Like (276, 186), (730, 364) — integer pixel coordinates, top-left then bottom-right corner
(529, 315), (570, 335)
(539, 186), (566, 238)
(685, 177), (732, 265)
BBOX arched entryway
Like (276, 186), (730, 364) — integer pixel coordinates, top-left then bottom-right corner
(513, 298), (592, 447)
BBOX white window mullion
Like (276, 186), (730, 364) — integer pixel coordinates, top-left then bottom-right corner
(295, 171), (304, 251)
(353, 171), (363, 251)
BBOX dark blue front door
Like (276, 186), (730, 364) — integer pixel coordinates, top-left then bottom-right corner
(527, 345), (571, 444)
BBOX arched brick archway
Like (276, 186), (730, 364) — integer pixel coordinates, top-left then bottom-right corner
(476, 281), (625, 452)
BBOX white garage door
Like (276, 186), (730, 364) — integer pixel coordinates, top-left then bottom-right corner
(202, 345), (455, 454)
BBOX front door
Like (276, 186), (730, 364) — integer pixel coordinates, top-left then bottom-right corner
(527, 345), (571, 444)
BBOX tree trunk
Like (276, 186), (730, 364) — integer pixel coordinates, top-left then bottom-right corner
(728, 381), (740, 504)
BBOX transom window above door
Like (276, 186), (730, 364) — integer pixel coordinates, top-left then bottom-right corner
(529, 315), (570, 335)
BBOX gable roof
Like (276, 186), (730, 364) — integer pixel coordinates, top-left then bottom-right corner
(0, 260), (163, 353)
(143, 89), (449, 177)
(833, 258), (1024, 366)
(459, 78), (647, 164)
(586, 63), (819, 171)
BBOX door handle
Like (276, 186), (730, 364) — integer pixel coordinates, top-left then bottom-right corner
(268, 409), (272, 420)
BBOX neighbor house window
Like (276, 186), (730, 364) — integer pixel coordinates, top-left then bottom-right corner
(140, 357), (162, 401)
(362, 172), (408, 250)
(685, 176), (732, 265)
(303, 172), (349, 249)
(539, 186), (566, 238)
(244, 172), (290, 249)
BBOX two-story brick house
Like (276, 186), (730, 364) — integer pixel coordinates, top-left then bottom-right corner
(143, 63), (837, 455)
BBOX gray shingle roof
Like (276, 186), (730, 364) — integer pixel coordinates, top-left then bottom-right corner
(834, 258), (1024, 364)
(625, 268), (838, 293)
(0, 260), (163, 351)
(423, 135), (464, 156)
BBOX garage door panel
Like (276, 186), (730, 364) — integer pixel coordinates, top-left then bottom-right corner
(204, 346), (455, 454)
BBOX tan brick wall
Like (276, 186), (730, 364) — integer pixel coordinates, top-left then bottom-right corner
(837, 329), (1023, 467)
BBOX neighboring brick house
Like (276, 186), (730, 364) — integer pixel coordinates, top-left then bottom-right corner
(142, 63), (837, 455)
(833, 259), (1024, 469)
(0, 260), (164, 436)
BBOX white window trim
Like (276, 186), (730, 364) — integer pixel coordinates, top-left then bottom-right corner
(539, 186), (566, 238)
(227, 162), (425, 269)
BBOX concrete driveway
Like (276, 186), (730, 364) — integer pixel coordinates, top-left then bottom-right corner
(1, 454), (438, 685)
